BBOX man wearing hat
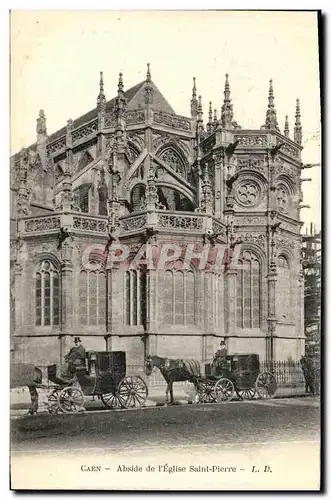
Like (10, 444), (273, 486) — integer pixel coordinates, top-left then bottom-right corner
(61, 337), (86, 379)
(211, 339), (229, 376)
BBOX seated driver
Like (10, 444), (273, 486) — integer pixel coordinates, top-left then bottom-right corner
(61, 337), (86, 379)
(211, 340), (230, 377)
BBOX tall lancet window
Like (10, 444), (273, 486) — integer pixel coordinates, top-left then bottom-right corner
(124, 269), (147, 326)
(276, 255), (290, 320)
(35, 260), (60, 326)
(78, 270), (106, 326)
(236, 251), (261, 329)
(162, 267), (196, 325)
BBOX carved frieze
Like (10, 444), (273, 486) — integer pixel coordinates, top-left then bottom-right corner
(238, 232), (267, 249)
(236, 156), (266, 174)
(47, 137), (66, 156)
(24, 216), (61, 233)
(236, 216), (267, 225)
(104, 114), (117, 129)
(234, 135), (268, 147)
(121, 214), (147, 233)
(157, 213), (203, 231)
(72, 120), (98, 143)
(153, 112), (191, 132)
(276, 137), (300, 159)
(73, 216), (108, 233)
(126, 110), (145, 126)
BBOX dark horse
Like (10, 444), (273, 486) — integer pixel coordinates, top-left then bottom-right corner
(145, 355), (201, 405)
(10, 363), (43, 415)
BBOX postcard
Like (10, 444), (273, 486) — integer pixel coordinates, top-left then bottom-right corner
(9, 9), (321, 491)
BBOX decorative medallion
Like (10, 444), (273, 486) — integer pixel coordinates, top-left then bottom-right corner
(235, 180), (261, 208)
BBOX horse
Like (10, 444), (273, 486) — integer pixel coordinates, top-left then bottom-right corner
(10, 363), (43, 415)
(145, 355), (201, 405)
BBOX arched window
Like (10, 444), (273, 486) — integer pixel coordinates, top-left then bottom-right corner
(162, 269), (196, 325)
(124, 269), (147, 326)
(236, 251), (261, 328)
(98, 185), (108, 216)
(276, 255), (290, 320)
(159, 149), (186, 176)
(79, 270), (106, 326)
(35, 260), (60, 326)
(131, 184), (146, 211)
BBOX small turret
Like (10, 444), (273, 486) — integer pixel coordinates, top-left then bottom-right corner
(221, 73), (234, 129)
(197, 95), (204, 134)
(284, 115), (290, 138)
(206, 101), (213, 134)
(294, 99), (302, 145)
(190, 77), (198, 119)
(97, 71), (106, 110)
(262, 79), (279, 130)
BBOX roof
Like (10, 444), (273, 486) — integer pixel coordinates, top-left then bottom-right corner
(11, 78), (178, 161)
(46, 79), (176, 144)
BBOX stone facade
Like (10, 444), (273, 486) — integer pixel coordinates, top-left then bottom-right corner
(10, 68), (306, 370)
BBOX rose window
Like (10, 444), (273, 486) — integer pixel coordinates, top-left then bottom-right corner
(276, 185), (289, 213)
(159, 149), (185, 176)
(236, 181), (261, 207)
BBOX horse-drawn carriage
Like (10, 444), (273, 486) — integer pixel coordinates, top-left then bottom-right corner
(46, 350), (148, 413)
(196, 353), (277, 403)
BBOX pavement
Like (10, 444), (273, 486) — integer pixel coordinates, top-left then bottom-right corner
(10, 395), (320, 490)
(10, 382), (310, 417)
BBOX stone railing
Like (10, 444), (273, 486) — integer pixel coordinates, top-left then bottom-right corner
(47, 137), (66, 156)
(153, 111), (192, 132)
(156, 211), (204, 231)
(22, 215), (61, 234)
(234, 133), (268, 147)
(120, 212), (147, 233)
(72, 213), (108, 234)
(72, 120), (98, 144)
(103, 110), (146, 129)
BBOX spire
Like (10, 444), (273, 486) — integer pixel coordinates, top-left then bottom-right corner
(284, 115), (290, 138)
(118, 72), (124, 95)
(36, 109), (47, 137)
(114, 72), (127, 119)
(213, 109), (218, 125)
(221, 73), (234, 128)
(206, 101), (213, 134)
(97, 71), (106, 109)
(294, 99), (302, 145)
(190, 77), (198, 119)
(197, 95), (204, 134)
(263, 79), (279, 130)
(146, 63), (151, 82)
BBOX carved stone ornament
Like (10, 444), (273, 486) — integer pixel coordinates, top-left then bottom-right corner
(24, 216), (61, 233)
(235, 179), (262, 208)
(121, 214), (147, 232)
(236, 156), (266, 174)
(234, 135), (268, 147)
(153, 111), (191, 132)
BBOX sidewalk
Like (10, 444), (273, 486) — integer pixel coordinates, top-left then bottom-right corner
(10, 383), (311, 417)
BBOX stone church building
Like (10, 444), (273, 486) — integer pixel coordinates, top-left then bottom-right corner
(10, 65), (305, 370)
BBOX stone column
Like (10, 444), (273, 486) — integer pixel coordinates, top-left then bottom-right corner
(266, 267), (278, 362)
(225, 266), (237, 339)
(59, 240), (73, 363)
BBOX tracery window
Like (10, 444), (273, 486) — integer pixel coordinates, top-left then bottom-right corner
(74, 183), (91, 213)
(159, 149), (186, 176)
(276, 255), (290, 320)
(79, 270), (106, 326)
(162, 269), (196, 325)
(124, 270), (147, 326)
(236, 251), (261, 329)
(276, 184), (290, 213)
(35, 260), (60, 326)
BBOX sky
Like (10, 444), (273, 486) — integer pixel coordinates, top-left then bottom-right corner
(10, 10), (321, 230)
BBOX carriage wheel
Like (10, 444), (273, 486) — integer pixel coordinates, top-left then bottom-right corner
(47, 388), (61, 414)
(256, 372), (277, 399)
(100, 392), (122, 409)
(213, 378), (235, 403)
(57, 386), (85, 413)
(197, 381), (216, 404)
(236, 388), (257, 400)
(116, 376), (148, 409)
